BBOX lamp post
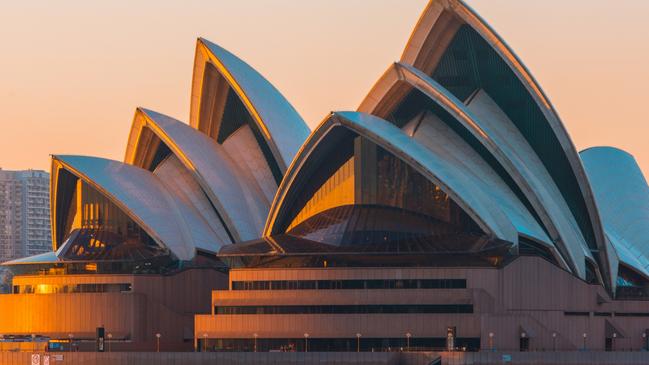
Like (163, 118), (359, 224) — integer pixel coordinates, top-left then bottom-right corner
(155, 333), (161, 352)
(356, 333), (361, 353)
(304, 333), (309, 352)
(582, 333), (587, 351)
(253, 333), (258, 352)
(107, 333), (112, 352)
(552, 332), (557, 351)
(488, 332), (494, 351)
(203, 333), (208, 352)
(406, 332), (411, 352)
(612, 333), (617, 352)
(68, 334), (73, 353)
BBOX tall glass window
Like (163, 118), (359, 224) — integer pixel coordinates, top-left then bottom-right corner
(282, 135), (481, 251)
(57, 178), (165, 261)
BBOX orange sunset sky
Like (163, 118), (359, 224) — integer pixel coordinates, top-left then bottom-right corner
(0, 0), (648, 176)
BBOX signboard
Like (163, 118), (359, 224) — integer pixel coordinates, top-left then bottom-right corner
(52, 355), (63, 361)
(502, 354), (512, 363)
(43, 355), (50, 365)
(31, 354), (40, 365)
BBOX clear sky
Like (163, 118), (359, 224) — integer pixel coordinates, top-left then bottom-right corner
(1, 0), (648, 176)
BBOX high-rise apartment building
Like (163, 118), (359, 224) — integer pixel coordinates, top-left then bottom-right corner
(0, 169), (50, 261)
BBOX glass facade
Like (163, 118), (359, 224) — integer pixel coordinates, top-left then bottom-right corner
(6, 256), (181, 276)
(231, 278), (466, 290)
(215, 304), (473, 315)
(615, 264), (649, 299)
(281, 134), (483, 253)
(518, 238), (558, 266)
(219, 233), (511, 269)
(13, 283), (131, 294)
(55, 175), (167, 261)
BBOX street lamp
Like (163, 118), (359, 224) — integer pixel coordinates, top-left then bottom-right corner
(488, 332), (494, 351)
(356, 333), (362, 353)
(406, 332), (412, 351)
(304, 333), (309, 352)
(643, 332), (647, 351)
(582, 333), (587, 351)
(155, 333), (161, 352)
(203, 333), (208, 352)
(107, 333), (112, 352)
(552, 332), (557, 351)
(31, 334), (36, 352)
(612, 333), (617, 352)
(253, 333), (258, 352)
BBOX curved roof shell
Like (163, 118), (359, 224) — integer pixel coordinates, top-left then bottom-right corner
(359, 0), (614, 289)
(360, 62), (592, 276)
(189, 38), (310, 173)
(581, 147), (649, 279)
(50, 155), (223, 261)
(124, 107), (270, 242)
(265, 111), (518, 247)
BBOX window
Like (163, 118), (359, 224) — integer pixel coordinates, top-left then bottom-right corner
(615, 264), (649, 299)
(231, 279), (467, 291)
(614, 312), (649, 317)
(14, 283), (132, 294)
(215, 304), (473, 315)
(564, 312), (590, 316)
(280, 134), (483, 252)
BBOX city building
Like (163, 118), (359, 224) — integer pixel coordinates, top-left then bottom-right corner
(0, 169), (50, 262)
(0, 0), (648, 357)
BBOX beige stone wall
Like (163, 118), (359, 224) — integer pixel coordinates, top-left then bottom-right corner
(0, 268), (227, 351)
(0, 292), (141, 339)
(197, 257), (649, 352)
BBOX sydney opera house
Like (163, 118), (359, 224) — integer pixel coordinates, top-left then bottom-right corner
(2, 0), (649, 355)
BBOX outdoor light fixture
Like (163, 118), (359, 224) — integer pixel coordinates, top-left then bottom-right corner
(203, 333), (208, 352)
(356, 333), (361, 353)
(406, 332), (412, 351)
(488, 332), (494, 351)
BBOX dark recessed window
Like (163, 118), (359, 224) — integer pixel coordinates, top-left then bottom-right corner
(215, 304), (473, 315)
(564, 311), (590, 316)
